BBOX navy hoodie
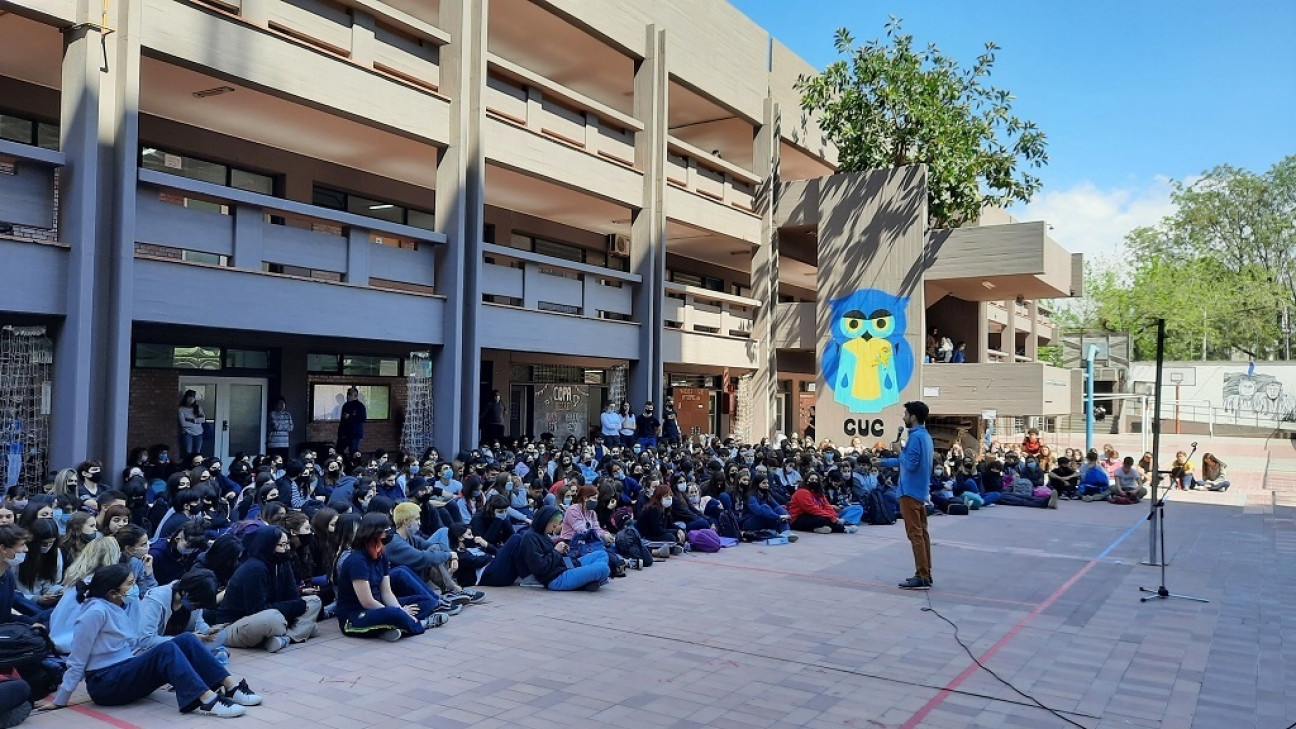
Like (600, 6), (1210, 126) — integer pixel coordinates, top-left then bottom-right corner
(518, 506), (567, 586)
(206, 525), (306, 625)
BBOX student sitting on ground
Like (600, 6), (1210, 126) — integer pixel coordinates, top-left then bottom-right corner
(1079, 458), (1112, 501)
(1048, 457), (1080, 499)
(334, 513), (439, 641)
(204, 525), (321, 653)
(136, 568), (221, 652)
(518, 506), (610, 592)
(742, 475), (797, 539)
(41, 564), (263, 718)
(788, 475), (856, 533)
(387, 502), (478, 605)
(1199, 454), (1231, 492)
(1109, 457), (1149, 503)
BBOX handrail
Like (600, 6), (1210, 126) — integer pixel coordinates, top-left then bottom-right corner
(486, 54), (643, 132)
(137, 168), (446, 245)
(0, 139), (66, 167)
(666, 135), (760, 184)
(335, 0), (450, 45)
(665, 281), (760, 308)
(481, 242), (641, 283)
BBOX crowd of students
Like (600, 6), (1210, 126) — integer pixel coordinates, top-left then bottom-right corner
(0, 413), (1231, 722)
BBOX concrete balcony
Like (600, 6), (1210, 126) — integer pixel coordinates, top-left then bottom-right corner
(665, 139), (763, 245)
(0, 139), (68, 317)
(661, 284), (759, 369)
(925, 222), (1078, 302)
(480, 243), (641, 360)
(922, 362), (1082, 417)
(771, 301), (815, 350)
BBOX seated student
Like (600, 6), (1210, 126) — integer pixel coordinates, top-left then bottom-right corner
(17, 518), (65, 609)
(450, 524), (497, 588)
(950, 458), (989, 508)
(1169, 450), (1195, 490)
(1199, 453), (1231, 492)
(742, 475), (795, 536)
(387, 502), (480, 606)
(1100, 446), (1123, 479)
(558, 485), (616, 546)
(1020, 456), (1045, 489)
(995, 470), (1056, 509)
(1079, 459), (1112, 501)
(1110, 457), (1149, 503)
(41, 564), (262, 718)
(156, 490), (205, 542)
(1048, 457), (1081, 499)
(50, 536), (127, 653)
(150, 520), (208, 586)
(635, 483), (685, 557)
(788, 476), (855, 533)
(61, 512), (98, 567)
(335, 513), (442, 640)
(0, 525), (62, 697)
(519, 506), (610, 592)
(667, 476), (712, 532)
(1021, 428), (1043, 457)
(204, 525), (321, 653)
(137, 568), (221, 652)
(113, 525), (158, 599)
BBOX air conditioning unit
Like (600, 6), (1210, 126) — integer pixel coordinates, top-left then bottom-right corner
(607, 233), (631, 258)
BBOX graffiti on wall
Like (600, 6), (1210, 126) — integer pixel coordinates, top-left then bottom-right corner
(1222, 372), (1296, 421)
(821, 288), (914, 414)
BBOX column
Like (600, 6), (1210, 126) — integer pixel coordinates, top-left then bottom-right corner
(749, 97), (780, 439)
(434, 0), (487, 452)
(1005, 299), (1017, 361)
(628, 25), (666, 408)
(1027, 299), (1039, 361)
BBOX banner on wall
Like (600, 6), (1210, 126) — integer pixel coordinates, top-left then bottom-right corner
(532, 384), (590, 438)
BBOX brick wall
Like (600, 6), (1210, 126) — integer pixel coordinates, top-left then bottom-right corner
(128, 369), (182, 452)
(303, 374), (407, 452)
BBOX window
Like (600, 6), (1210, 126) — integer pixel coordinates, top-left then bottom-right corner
(133, 344), (221, 370)
(0, 112), (58, 151)
(311, 384), (390, 421)
(306, 354), (341, 373)
(225, 349), (270, 369)
(670, 271), (724, 292)
(507, 232), (629, 272)
(141, 147), (276, 195)
(308, 354), (402, 376)
(313, 186), (435, 231)
(732, 284), (753, 298)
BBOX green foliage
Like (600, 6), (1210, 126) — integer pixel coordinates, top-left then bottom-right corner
(1067, 156), (1296, 361)
(1037, 344), (1064, 368)
(795, 17), (1048, 227)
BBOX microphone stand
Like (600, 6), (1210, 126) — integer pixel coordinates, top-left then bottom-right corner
(1138, 318), (1209, 604)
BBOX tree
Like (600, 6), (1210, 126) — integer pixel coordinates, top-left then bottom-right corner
(796, 18), (1048, 228)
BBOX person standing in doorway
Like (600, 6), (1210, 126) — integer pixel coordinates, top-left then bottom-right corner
(599, 403), (622, 448)
(661, 396), (681, 446)
(267, 397), (293, 461)
(336, 387), (367, 456)
(178, 390), (206, 459)
(481, 390), (506, 445)
(880, 401), (934, 590)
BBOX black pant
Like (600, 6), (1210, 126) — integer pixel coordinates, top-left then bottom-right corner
(481, 423), (504, 444)
(790, 514), (844, 532)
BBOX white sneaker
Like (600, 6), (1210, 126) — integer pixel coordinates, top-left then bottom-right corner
(194, 695), (246, 718)
(844, 525), (859, 534)
(222, 679), (262, 706)
(261, 635), (290, 653)
(379, 628), (403, 642)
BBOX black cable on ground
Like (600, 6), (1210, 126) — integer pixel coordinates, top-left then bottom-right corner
(923, 591), (1089, 728)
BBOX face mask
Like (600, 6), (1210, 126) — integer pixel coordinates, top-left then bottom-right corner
(495, 510), (509, 519)
(584, 499), (597, 511)
(633, 446), (641, 454)
(409, 464), (419, 475)
(40, 543), (53, 554)
(297, 533), (313, 549)
(159, 453), (169, 463)
(12, 500), (27, 510)
(177, 543), (197, 555)
(562, 497), (572, 506)
(614, 473), (624, 481)
(688, 495), (700, 505)
(825, 454), (835, 462)
(935, 469), (944, 476)
(180, 597), (195, 612)
(81, 531), (99, 544)
(661, 498), (673, 508)
(273, 469), (285, 480)
(442, 470), (453, 480)
(5, 553), (25, 567)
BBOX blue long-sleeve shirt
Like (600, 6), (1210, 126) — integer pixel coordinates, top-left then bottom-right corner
(56, 598), (140, 706)
(880, 425), (934, 502)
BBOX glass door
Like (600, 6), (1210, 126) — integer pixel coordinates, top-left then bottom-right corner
(179, 377), (268, 463)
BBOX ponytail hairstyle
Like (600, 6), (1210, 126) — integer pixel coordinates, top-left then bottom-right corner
(76, 563), (132, 604)
(176, 567), (219, 610)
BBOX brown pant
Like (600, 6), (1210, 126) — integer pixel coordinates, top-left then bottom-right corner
(899, 496), (932, 581)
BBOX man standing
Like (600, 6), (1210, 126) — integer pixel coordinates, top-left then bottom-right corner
(481, 390), (507, 445)
(599, 403), (622, 448)
(636, 402), (661, 450)
(881, 401), (934, 590)
(336, 387), (367, 455)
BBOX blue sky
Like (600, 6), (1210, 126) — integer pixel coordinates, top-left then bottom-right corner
(731, 0), (1296, 259)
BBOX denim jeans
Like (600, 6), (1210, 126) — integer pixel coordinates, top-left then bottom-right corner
(341, 605), (423, 638)
(179, 432), (203, 457)
(547, 549), (610, 591)
(85, 633), (226, 710)
(388, 565), (441, 614)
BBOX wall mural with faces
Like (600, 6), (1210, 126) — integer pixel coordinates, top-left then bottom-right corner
(1223, 372), (1296, 421)
(821, 288), (916, 414)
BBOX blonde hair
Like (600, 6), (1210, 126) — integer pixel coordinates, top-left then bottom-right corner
(52, 469), (78, 498)
(62, 536), (123, 587)
(392, 501), (420, 527)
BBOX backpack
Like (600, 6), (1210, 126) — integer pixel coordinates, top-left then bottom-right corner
(864, 489), (896, 525)
(614, 525), (653, 566)
(715, 509), (742, 540)
(687, 529), (722, 553)
(0, 624), (49, 668)
(610, 506), (636, 533)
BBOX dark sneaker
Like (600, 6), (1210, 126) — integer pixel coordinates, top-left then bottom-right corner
(435, 601), (463, 616)
(222, 679), (262, 706)
(193, 695), (246, 718)
(457, 589), (487, 604)
(898, 576), (931, 591)
(443, 591), (472, 606)
(786, 533), (799, 543)
(422, 612), (448, 629)
(379, 628), (403, 642)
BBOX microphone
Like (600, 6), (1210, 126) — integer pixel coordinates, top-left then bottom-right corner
(896, 426), (905, 444)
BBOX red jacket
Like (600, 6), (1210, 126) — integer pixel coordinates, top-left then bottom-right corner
(788, 488), (837, 521)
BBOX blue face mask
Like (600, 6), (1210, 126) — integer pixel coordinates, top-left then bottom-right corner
(409, 464), (419, 475)
(442, 469), (453, 480)
(273, 469), (285, 480)
(825, 453), (835, 462)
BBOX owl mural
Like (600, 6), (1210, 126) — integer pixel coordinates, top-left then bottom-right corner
(821, 289), (915, 414)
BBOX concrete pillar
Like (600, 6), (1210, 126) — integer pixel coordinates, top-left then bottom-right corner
(974, 301), (990, 364)
(349, 10), (376, 68)
(628, 25), (666, 408)
(749, 97), (780, 439)
(279, 343), (310, 447)
(434, 0), (487, 452)
(1027, 299), (1039, 360)
(1006, 300), (1017, 361)
(345, 227), (370, 286)
(233, 204), (264, 271)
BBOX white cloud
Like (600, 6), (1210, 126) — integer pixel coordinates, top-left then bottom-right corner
(1010, 177), (1179, 264)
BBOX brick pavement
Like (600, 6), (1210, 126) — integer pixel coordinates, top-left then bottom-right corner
(27, 434), (1296, 728)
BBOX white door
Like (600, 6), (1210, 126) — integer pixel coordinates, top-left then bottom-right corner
(178, 377), (268, 463)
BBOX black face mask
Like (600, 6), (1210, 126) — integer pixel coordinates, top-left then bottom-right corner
(296, 533), (313, 549)
(381, 529), (395, 545)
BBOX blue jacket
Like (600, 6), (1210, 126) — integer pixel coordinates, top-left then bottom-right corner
(880, 425), (933, 502)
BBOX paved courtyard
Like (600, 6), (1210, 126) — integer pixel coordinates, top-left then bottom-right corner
(31, 433), (1296, 729)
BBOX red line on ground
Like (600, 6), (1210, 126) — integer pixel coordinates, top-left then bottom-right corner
(69, 704), (145, 729)
(899, 559), (1099, 729)
(679, 558), (1039, 608)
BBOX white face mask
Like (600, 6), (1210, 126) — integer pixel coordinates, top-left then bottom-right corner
(662, 498), (673, 508)
(5, 553), (25, 567)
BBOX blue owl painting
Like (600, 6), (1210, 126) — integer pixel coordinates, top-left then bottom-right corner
(821, 289), (914, 414)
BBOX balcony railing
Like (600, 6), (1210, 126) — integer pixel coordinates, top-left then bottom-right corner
(0, 139), (63, 244)
(200, 0), (448, 92)
(485, 55), (640, 168)
(663, 283), (757, 338)
(666, 137), (759, 213)
(136, 168), (444, 291)
(481, 242), (638, 321)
